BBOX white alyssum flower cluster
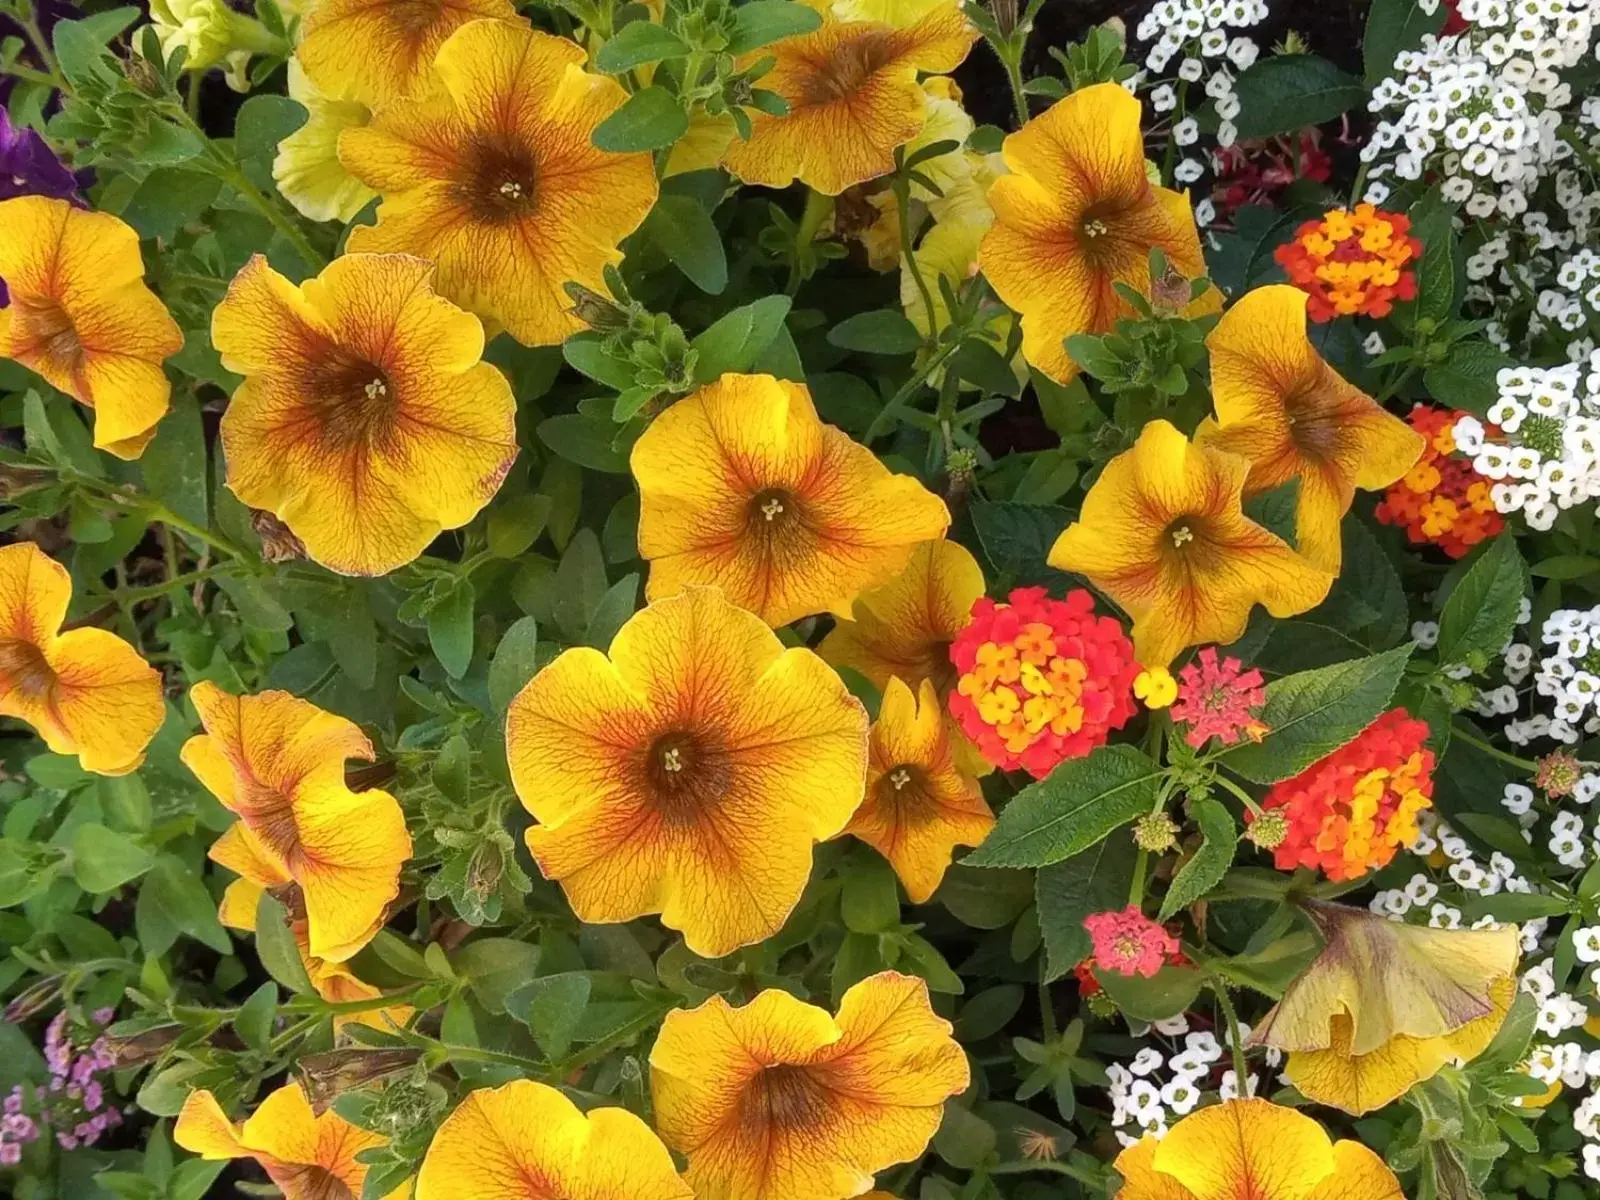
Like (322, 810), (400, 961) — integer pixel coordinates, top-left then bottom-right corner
(1525, 605), (1600, 742)
(1105, 1020), (1275, 1146)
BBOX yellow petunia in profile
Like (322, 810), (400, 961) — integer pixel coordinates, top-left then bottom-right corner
(274, 59), (377, 224)
(1196, 285), (1424, 572)
(506, 586), (867, 959)
(820, 538), (983, 693)
(1048, 420), (1333, 668)
(850, 677), (993, 902)
(296, 0), (518, 107)
(632, 373), (950, 628)
(721, 1), (976, 195)
(416, 1080), (692, 1200)
(651, 971), (969, 1199)
(211, 252), (518, 576)
(0, 196), (182, 459)
(0, 542), (164, 777)
(1251, 902), (1520, 1115)
(175, 1083), (407, 1200)
(182, 681), (411, 963)
(1114, 1098), (1403, 1200)
(339, 20), (658, 347)
(979, 83), (1216, 384)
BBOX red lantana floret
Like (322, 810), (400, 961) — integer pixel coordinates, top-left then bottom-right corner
(1374, 404), (1504, 558)
(1170, 646), (1268, 749)
(1275, 203), (1423, 321)
(948, 587), (1139, 778)
(1082, 906), (1180, 979)
(1250, 707), (1436, 882)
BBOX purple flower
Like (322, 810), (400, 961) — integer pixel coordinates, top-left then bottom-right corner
(0, 109), (80, 204)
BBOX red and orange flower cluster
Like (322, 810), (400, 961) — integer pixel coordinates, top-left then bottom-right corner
(1253, 708), (1436, 882)
(1375, 404), (1504, 558)
(1275, 203), (1422, 322)
(949, 587), (1139, 778)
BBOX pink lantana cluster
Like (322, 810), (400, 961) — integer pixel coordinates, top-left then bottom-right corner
(1, 1008), (126, 1163)
(1170, 647), (1268, 749)
(1082, 905), (1180, 978)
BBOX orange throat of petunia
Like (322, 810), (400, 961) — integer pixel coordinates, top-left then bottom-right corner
(0, 638), (57, 702)
(797, 29), (898, 108)
(454, 134), (540, 223)
(641, 728), (731, 824)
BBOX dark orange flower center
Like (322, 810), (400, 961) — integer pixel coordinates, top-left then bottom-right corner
(306, 353), (401, 453)
(382, 0), (456, 37)
(875, 762), (933, 817)
(236, 777), (303, 864)
(265, 1160), (354, 1200)
(798, 30), (898, 106)
(455, 134), (539, 224)
(1282, 385), (1345, 464)
(741, 1064), (831, 1131)
(744, 488), (808, 556)
(642, 729), (731, 824)
(0, 638), (55, 700)
(1074, 196), (1148, 268)
(11, 296), (84, 374)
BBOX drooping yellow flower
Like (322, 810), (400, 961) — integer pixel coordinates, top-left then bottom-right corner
(721, 1), (976, 195)
(340, 21), (658, 346)
(182, 682), (411, 963)
(211, 252), (518, 576)
(274, 59), (377, 224)
(1251, 902), (1520, 1115)
(651, 971), (969, 1200)
(1114, 1098), (1403, 1200)
(296, 0), (518, 107)
(1048, 420), (1333, 668)
(0, 542), (163, 777)
(1196, 285), (1424, 572)
(175, 1084), (406, 1200)
(632, 373), (950, 627)
(819, 538), (983, 693)
(416, 1080), (692, 1200)
(505, 586), (868, 959)
(0, 197), (182, 459)
(979, 83), (1216, 384)
(850, 677), (992, 902)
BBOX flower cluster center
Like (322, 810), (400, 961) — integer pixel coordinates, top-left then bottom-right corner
(1277, 203), (1421, 321)
(956, 620), (1090, 754)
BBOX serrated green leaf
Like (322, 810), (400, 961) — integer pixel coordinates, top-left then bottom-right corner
(1158, 796), (1236, 920)
(1035, 834), (1138, 981)
(1437, 535), (1526, 665)
(1233, 55), (1364, 139)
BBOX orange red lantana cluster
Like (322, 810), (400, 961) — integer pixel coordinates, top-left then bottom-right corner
(949, 587), (1138, 778)
(1253, 708), (1436, 882)
(1375, 404), (1504, 558)
(1275, 203), (1422, 322)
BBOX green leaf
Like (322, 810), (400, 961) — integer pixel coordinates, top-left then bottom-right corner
(488, 616), (540, 714)
(488, 491), (553, 559)
(563, 334), (638, 391)
(1437, 535), (1526, 665)
(1217, 644), (1413, 783)
(592, 86), (688, 152)
(1158, 797), (1237, 920)
(136, 855), (231, 956)
(645, 193), (728, 294)
(71, 824), (154, 893)
(1035, 834), (1138, 981)
(121, 169), (223, 241)
(728, 0), (823, 53)
(690, 296), (792, 383)
(1094, 963), (1205, 1022)
(53, 8), (137, 87)
(452, 938), (541, 1014)
(255, 893), (315, 994)
(513, 972), (590, 1059)
(969, 500), (1071, 590)
(233, 982), (278, 1052)
(1412, 188), (1457, 323)
(428, 578), (476, 679)
(584, 573), (639, 649)
(841, 851), (902, 933)
(538, 413), (631, 473)
(234, 94), (309, 193)
(964, 745), (1164, 869)
(827, 309), (923, 355)
(593, 21), (689, 73)
(1232, 55), (1365, 139)
(1363, 0), (1446, 83)
(140, 393), (210, 539)
(1423, 340), (1514, 415)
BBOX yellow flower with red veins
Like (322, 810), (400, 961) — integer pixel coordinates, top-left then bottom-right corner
(632, 373), (950, 627)
(980, 83), (1216, 384)
(1114, 1098), (1403, 1200)
(175, 1083), (406, 1200)
(1275, 202), (1422, 322)
(211, 252), (518, 577)
(182, 682), (411, 963)
(819, 538), (984, 694)
(651, 971), (968, 1200)
(505, 586), (868, 959)
(851, 676), (993, 902)
(274, 60), (377, 224)
(0, 196), (182, 459)
(1196, 285), (1423, 572)
(339, 21), (658, 347)
(1251, 903), (1519, 1115)
(721, 1), (976, 195)
(0, 542), (164, 777)
(416, 1080), (692, 1200)
(1048, 420), (1334, 669)
(296, 0), (518, 106)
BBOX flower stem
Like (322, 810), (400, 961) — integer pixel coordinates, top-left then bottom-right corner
(1448, 723), (1539, 772)
(1211, 975), (1249, 1088)
(784, 189), (834, 297)
(1211, 770), (1266, 819)
(896, 181), (938, 345)
(861, 341), (961, 444)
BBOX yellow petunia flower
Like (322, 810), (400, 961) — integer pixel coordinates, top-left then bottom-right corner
(1195, 285), (1424, 573)
(979, 83), (1217, 384)
(339, 20), (658, 347)
(296, 0), (518, 107)
(416, 1080), (692, 1200)
(211, 252), (518, 577)
(0, 197), (182, 459)
(721, 1), (976, 195)
(1250, 902), (1520, 1115)
(632, 373), (950, 628)
(820, 537), (983, 694)
(274, 59), (377, 224)
(1048, 420), (1333, 668)
(182, 681), (412, 963)
(174, 1083), (407, 1200)
(850, 676), (993, 902)
(1114, 1098), (1403, 1200)
(652, 970), (969, 1200)
(506, 586), (867, 959)
(0, 542), (164, 777)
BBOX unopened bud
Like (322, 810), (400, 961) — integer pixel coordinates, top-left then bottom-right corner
(1245, 809), (1289, 851)
(1087, 991), (1120, 1018)
(987, 0), (1020, 37)
(99, 1023), (183, 1069)
(295, 1048), (425, 1114)
(945, 448), (978, 504)
(251, 509), (305, 564)
(1534, 751), (1583, 800)
(1133, 811), (1180, 853)
(1150, 268), (1190, 314)
(2, 976), (61, 1023)
(563, 282), (630, 333)
(466, 840), (503, 902)
(122, 53), (165, 97)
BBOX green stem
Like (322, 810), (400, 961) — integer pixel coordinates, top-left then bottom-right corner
(896, 182), (938, 339)
(990, 1158), (1103, 1186)
(994, 41), (1029, 129)
(107, 565), (235, 606)
(543, 1001), (680, 1082)
(1037, 974), (1056, 1041)
(18, 8), (65, 89)
(0, 59), (62, 90)
(1448, 723), (1539, 772)
(862, 342), (960, 444)
(1211, 976), (1248, 1088)
(1128, 849), (1149, 906)
(785, 189), (834, 297)
(1212, 771), (1266, 819)
(1376, 363), (1419, 403)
